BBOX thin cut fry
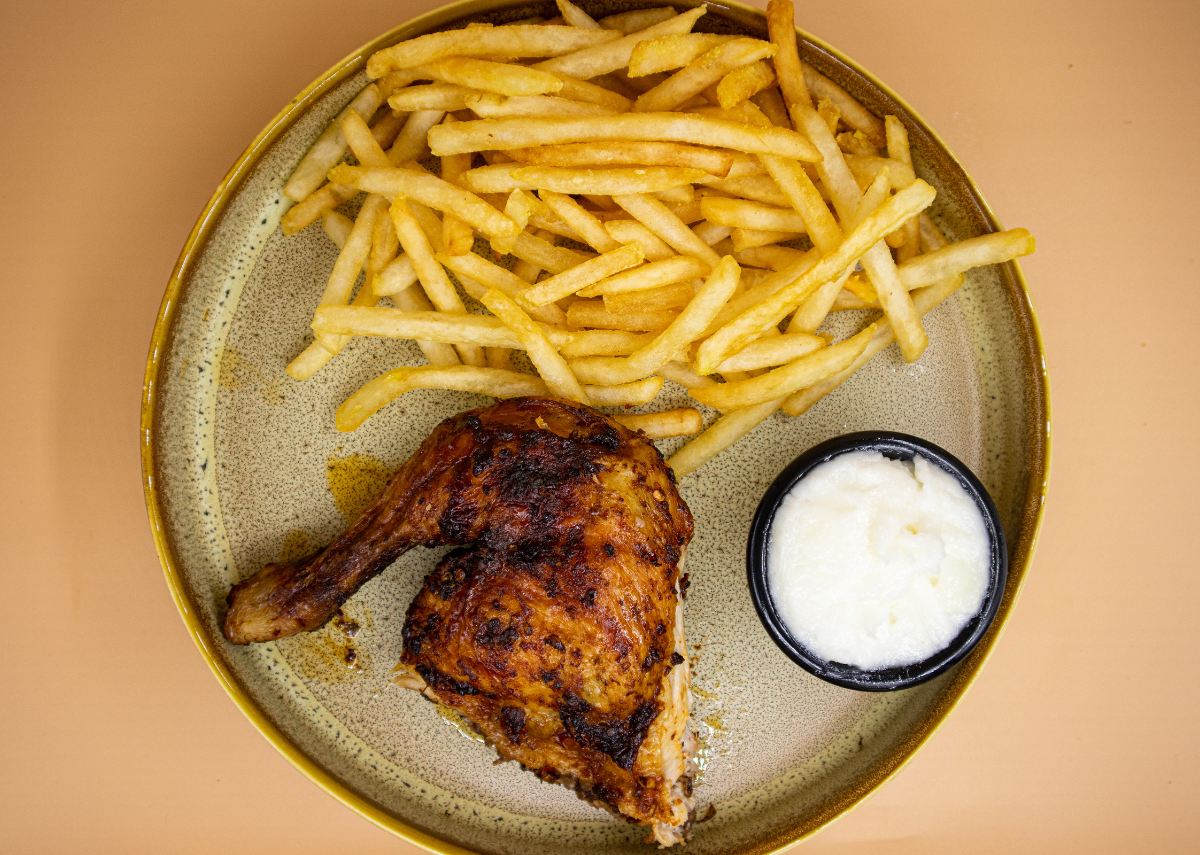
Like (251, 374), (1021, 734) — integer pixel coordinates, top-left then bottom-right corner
(604, 281), (696, 313)
(717, 60), (776, 109)
(313, 306), (575, 349)
(464, 93), (618, 118)
(577, 255), (709, 297)
(480, 289), (590, 404)
(614, 408), (703, 438)
(366, 26), (621, 77)
(730, 228), (803, 252)
(371, 253), (417, 295)
(613, 194), (721, 266)
(700, 197), (808, 233)
(538, 190), (624, 252)
(521, 243), (645, 307)
(884, 115), (921, 262)
(281, 182), (357, 236)
(508, 141), (734, 177)
(388, 83), (478, 112)
(712, 331), (826, 373)
(511, 166), (706, 195)
(597, 7), (678, 34)
(322, 209), (354, 247)
(583, 377), (664, 406)
(387, 110), (445, 165)
(337, 366), (547, 431)
(567, 301), (679, 332)
(604, 220), (678, 261)
(437, 252), (566, 325)
(765, 0), (811, 111)
(801, 63), (886, 146)
(628, 33), (735, 76)
(559, 329), (654, 358)
(556, 0), (599, 28)
(690, 324), (874, 409)
(532, 7), (706, 79)
(634, 39), (778, 113)
(427, 113), (822, 162)
(507, 231), (595, 273)
(284, 84), (382, 201)
(896, 228), (1037, 289)
(311, 194), (387, 351)
(342, 111), (390, 168)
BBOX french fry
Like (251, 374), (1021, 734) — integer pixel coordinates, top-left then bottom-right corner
(700, 197), (809, 233)
(464, 93), (619, 118)
(366, 26), (621, 77)
(321, 209), (354, 247)
(569, 256), (739, 385)
(337, 366), (548, 431)
(692, 221), (733, 246)
(520, 243), (645, 307)
(509, 140), (733, 175)
(884, 115), (921, 262)
(577, 255), (709, 297)
(634, 39), (778, 113)
(559, 329), (655, 358)
(604, 281), (695, 313)
(311, 194), (388, 352)
(837, 130), (878, 157)
(690, 324), (873, 409)
(712, 331), (826, 373)
(506, 231), (595, 273)
(511, 165), (706, 195)
(604, 220), (678, 261)
(427, 113), (821, 161)
(597, 7), (678, 34)
(458, 163), (533, 194)
(436, 116), (476, 256)
(371, 253), (418, 295)
(555, 0), (599, 27)
(550, 74), (635, 111)
(844, 153), (916, 190)
(655, 360), (717, 390)
(388, 83), (478, 112)
(537, 190), (624, 252)
(328, 164), (521, 248)
(567, 300), (679, 332)
(765, 0), (811, 111)
(342, 110), (391, 168)
(480, 288), (590, 404)
(612, 193), (721, 266)
(485, 347), (515, 370)
(387, 110), (445, 165)
(284, 84), (382, 202)
(653, 184), (694, 205)
(896, 228), (1037, 288)
(313, 305), (575, 349)
(614, 408), (703, 438)
(281, 182), (358, 236)
(801, 63), (886, 146)
(628, 33), (736, 76)
(437, 251), (566, 325)
(693, 179), (936, 373)
(730, 228), (803, 252)
(583, 377), (664, 406)
(716, 60), (776, 109)
(668, 398), (782, 477)
(387, 283), (462, 367)
(695, 173), (792, 208)
(532, 7), (706, 79)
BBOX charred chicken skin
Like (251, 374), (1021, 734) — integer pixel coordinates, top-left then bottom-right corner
(224, 397), (696, 843)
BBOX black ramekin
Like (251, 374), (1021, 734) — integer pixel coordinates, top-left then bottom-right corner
(746, 432), (1008, 691)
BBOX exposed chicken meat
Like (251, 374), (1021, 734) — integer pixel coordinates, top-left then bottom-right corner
(224, 397), (695, 842)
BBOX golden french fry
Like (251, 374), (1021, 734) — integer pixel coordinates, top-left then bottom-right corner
(504, 188), (533, 231)
(559, 328), (655, 358)
(437, 116), (476, 256)
(569, 256), (739, 385)
(730, 228), (803, 252)
(628, 33), (736, 76)
(700, 196), (808, 233)
(655, 360), (717, 390)
(310, 194), (388, 351)
(668, 398), (782, 476)
(387, 283), (461, 367)
(284, 84), (382, 201)
(694, 173), (792, 208)
(750, 87), (791, 127)
(712, 332), (826, 373)
(801, 63), (886, 146)
(577, 255), (708, 297)
(844, 153), (915, 190)
(458, 163), (533, 194)
(313, 305), (574, 349)
(428, 113), (821, 162)
(716, 59), (776, 109)
(508, 141), (734, 176)
(281, 182), (357, 236)
(337, 366), (547, 431)
(465, 93), (618, 118)
(551, 74), (635, 111)
(388, 83), (478, 112)
(597, 7), (678, 34)
(633, 39), (778, 112)
(583, 377), (664, 406)
(511, 165), (706, 195)
(371, 254), (417, 295)
(733, 243), (806, 270)
(603, 220), (676, 260)
(366, 26), (620, 77)
(653, 184), (694, 205)
(782, 273), (967, 416)
(480, 288), (590, 404)
(897, 228), (1037, 289)
(691, 324), (873, 409)
(506, 230), (596, 273)
(437, 251), (565, 326)
(531, 7), (706, 79)
(321, 209), (354, 247)
(614, 408), (703, 438)
(604, 281), (695, 313)
(485, 347), (515, 370)
(884, 115), (920, 262)
(766, 0), (811, 111)
(521, 243), (645, 307)
(566, 300), (678, 332)
(555, 0), (599, 27)
(694, 179), (936, 373)
(692, 221), (733, 246)
(328, 164), (521, 247)
(837, 130), (878, 157)
(342, 110), (390, 168)
(387, 110), (445, 165)
(537, 190), (624, 252)
(611, 193), (720, 266)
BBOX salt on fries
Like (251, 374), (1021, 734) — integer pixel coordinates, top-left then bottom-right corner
(275, 1), (1035, 477)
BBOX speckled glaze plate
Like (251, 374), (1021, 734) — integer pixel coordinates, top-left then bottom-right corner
(142, 2), (1050, 853)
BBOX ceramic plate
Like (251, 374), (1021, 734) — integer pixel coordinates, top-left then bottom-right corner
(143, 2), (1050, 852)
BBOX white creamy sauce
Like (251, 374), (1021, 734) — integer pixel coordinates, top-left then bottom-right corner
(767, 450), (990, 671)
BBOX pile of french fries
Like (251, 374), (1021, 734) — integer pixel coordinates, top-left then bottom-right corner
(278, 0), (1036, 477)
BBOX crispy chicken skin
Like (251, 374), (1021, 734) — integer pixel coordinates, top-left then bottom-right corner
(223, 397), (695, 841)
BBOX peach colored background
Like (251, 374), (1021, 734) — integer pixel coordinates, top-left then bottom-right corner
(2, 0), (1197, 852)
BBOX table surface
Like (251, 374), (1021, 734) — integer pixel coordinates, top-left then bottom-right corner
(2, 1), (1197, 852)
